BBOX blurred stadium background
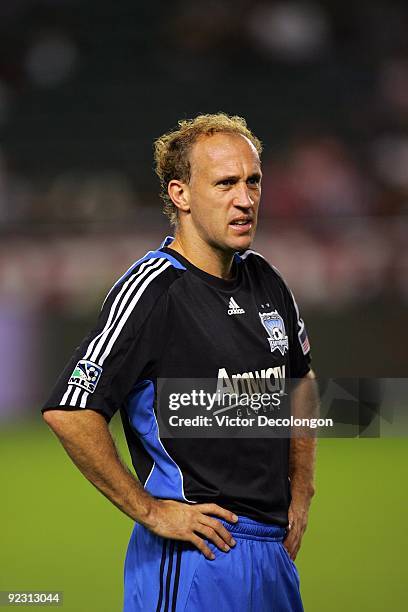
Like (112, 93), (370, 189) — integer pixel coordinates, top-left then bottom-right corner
(0, 0), (406, 610)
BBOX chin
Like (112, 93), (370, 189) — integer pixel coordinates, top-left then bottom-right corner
(230, 234), (253, 253)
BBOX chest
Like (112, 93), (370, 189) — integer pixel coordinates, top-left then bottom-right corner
(160, 275), (293, 377)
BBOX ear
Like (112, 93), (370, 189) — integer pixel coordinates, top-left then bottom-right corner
(168, 179), (190, 213)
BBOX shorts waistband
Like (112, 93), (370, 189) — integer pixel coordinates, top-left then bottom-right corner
(219, 516), (287, 542)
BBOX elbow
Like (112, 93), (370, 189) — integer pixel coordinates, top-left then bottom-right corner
(42, 408), (70, 433)
(42, 409), (58, 435)
(42, 409), (58, 426)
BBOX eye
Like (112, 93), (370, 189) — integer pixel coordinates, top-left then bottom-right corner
(247, 176), (261, 186)
(218, 178), (236, 186)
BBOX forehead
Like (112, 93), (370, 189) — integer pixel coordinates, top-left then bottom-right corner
(189, 132), (260, 178)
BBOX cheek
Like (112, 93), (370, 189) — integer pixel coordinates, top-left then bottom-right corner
(201, 208), (226, 234)
(192, 196), (227, 228)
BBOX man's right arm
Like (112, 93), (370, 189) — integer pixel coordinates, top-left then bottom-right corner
(43, 408), (237, 559)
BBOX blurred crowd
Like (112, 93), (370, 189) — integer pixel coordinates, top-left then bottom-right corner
(0, 0), (407, 305)
(1, 0), (408, 417)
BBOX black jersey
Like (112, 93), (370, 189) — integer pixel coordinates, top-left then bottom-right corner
(43, 236), (311, 526)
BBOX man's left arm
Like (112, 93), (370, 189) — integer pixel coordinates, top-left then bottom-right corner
(285, 369), (319, 560)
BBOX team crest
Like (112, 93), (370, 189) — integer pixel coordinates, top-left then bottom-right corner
(69, 359), (102, 393)
(259, 310), (289, 355)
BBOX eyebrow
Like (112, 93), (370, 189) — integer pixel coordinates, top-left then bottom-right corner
(214, 172), (262, 185)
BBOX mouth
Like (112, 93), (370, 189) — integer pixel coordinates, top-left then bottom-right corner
(229, 217), (253, 234)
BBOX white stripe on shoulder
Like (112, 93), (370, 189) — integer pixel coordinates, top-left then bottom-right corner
(240, 249), (287, 281)
(241, 248), (285, 278)
(289, 288), (301, 320)
(61, 385), (74, 405)
(85, 258), (164, 363)
(239, 248), (266, 260)
(64, 258), (171, 409)
(69, 387), (81, 406)
(101, 251), (156, 308)
(80, 392), (89, 409)
(98, 260), (171, 366)
(75, 259), (171, 408)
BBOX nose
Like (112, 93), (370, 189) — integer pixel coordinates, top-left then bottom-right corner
(232, 182), (254, 209)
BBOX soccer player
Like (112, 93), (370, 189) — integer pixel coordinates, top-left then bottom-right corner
(42, 113), (318, 611)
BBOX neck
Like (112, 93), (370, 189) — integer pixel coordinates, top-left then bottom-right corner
(168, 229), (235, 279)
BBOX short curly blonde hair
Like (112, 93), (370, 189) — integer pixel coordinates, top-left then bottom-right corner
(154, 113), (262, 225)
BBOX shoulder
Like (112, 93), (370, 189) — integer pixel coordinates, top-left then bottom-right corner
(112, 247), (185, 291)
(238, 247), (300, 310)
(100, 246), (187, 323)
(237, 248), (287, 286)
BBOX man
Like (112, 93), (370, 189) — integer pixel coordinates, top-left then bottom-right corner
(42, 113), (318, 611)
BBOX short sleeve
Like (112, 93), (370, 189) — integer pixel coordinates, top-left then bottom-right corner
(285, 287), (311, 379)
(42, 259), (171, 422)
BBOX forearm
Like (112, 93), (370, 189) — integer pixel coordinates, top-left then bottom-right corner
(42, 407), (239, 560)
(43, 408), (154, 525)
(289, 371), (319, 503)
(289, 438), (316, 504)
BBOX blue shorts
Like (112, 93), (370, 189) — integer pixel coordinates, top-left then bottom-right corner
(124, 515), (303, 612)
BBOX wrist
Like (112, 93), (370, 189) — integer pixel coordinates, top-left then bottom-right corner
(135, 495), (158, 529)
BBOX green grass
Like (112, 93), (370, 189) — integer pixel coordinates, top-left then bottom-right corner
(1, 418), (406, 611)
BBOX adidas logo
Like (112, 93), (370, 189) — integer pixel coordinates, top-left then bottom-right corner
(228, 297), (245, 315)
